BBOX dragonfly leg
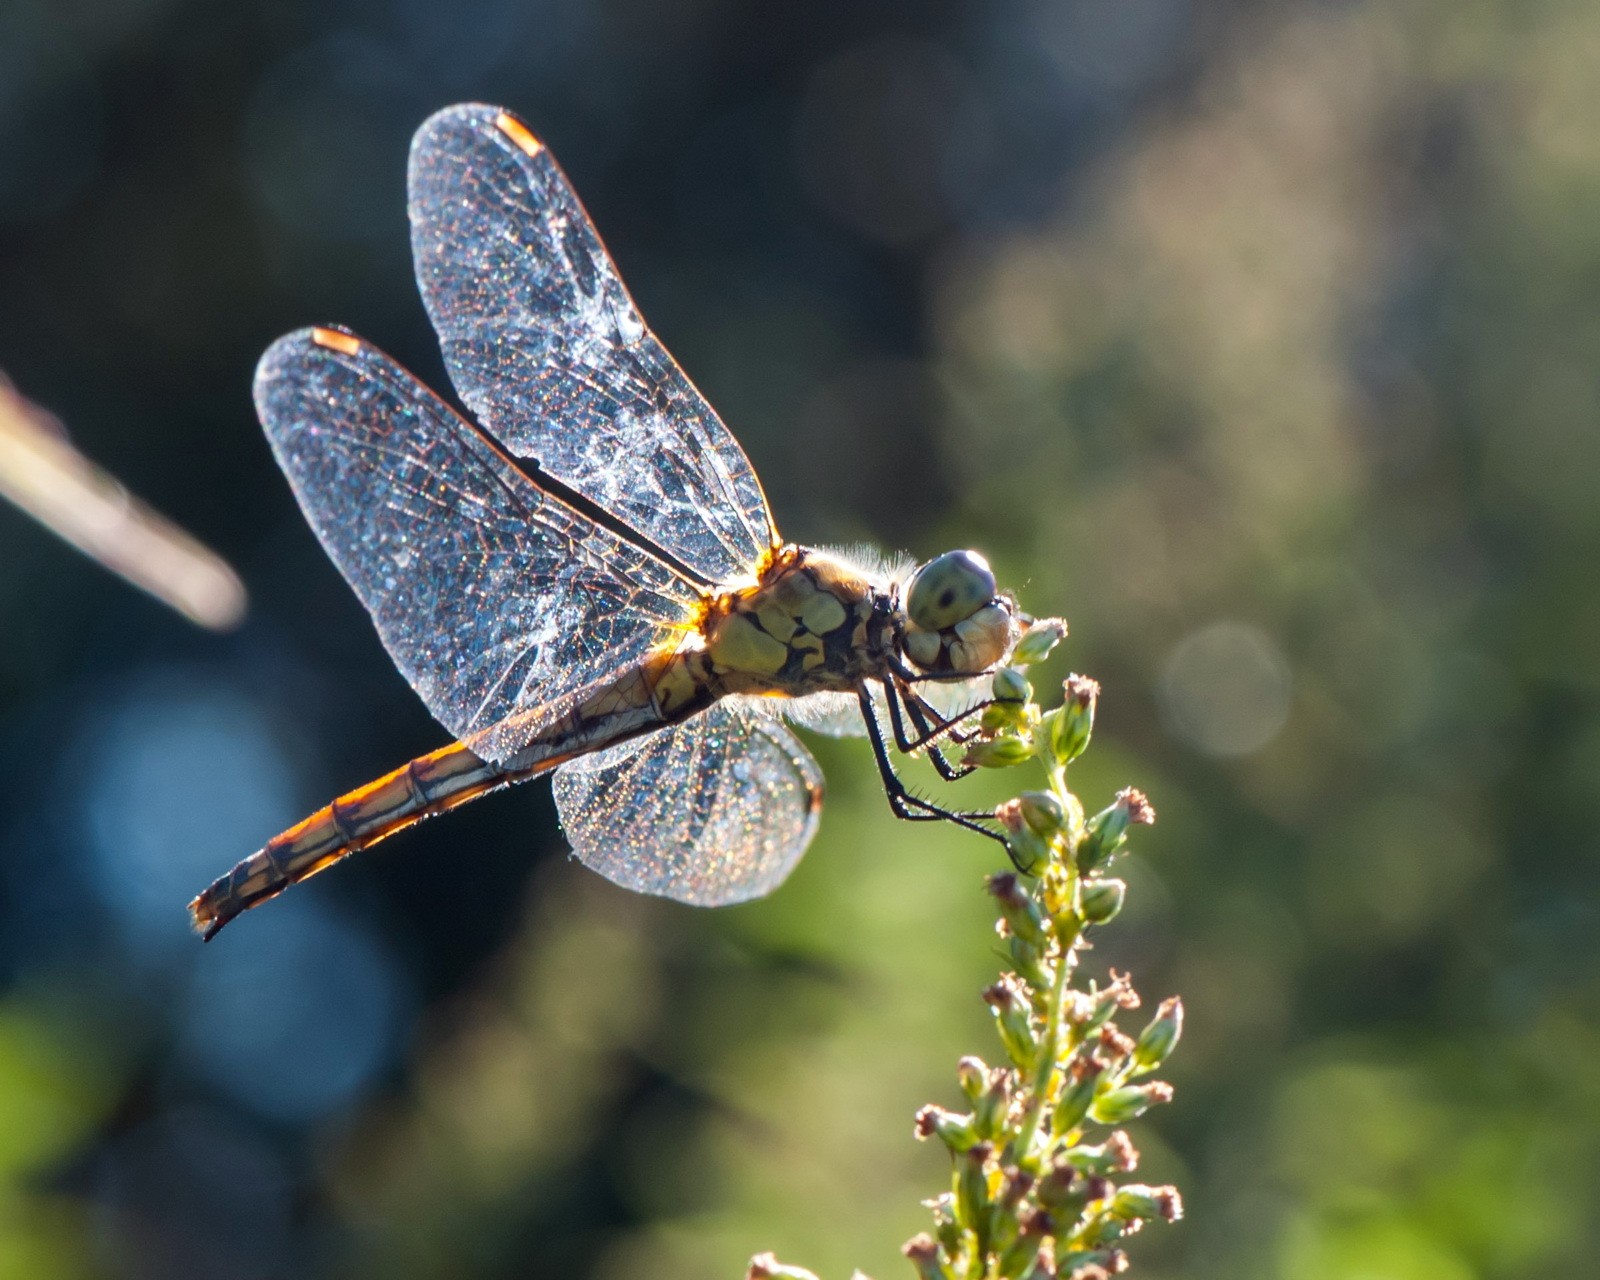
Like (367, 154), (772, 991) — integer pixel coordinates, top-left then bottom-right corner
(857, 688), (1007, 846)
(888, 654), (999, 688)
(901, 687), (995, 747)
(882, 678), (982, 782)
(893, 682), (1007, 781)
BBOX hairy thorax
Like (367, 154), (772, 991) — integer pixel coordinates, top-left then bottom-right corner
(651, 545), (890, 718)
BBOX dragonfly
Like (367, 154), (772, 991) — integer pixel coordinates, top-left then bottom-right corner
(189, 104), (1021, 940)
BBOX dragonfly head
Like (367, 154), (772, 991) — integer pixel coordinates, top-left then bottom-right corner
(897, 549), (1017, 675)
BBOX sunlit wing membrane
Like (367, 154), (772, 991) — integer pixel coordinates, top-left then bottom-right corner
(255, 328), (703, 763)
(552, 704), (823, 906)
(917, 675), (992, 720)
(408, 103), (778, 586)
(743, 676), (990, 741)
(764, 691), (868, 738)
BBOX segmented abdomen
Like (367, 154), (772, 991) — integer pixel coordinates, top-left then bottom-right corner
(188, 741), (519, 940)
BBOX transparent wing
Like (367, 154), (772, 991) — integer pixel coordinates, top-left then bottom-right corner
(918, 675), (991, 721)
(255, 328), (703, 763)
(408, 103), (778, 585)
(769, 691), (868, 738)
(750, 677), (991, 741)
(552, 704), (823, 906)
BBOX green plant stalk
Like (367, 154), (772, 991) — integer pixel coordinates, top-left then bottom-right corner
(1013, 909), (1075, 1171)
(749, 618), (1183, 1280)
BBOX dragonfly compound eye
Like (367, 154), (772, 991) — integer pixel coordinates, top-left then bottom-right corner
(905, 550), (997, 633)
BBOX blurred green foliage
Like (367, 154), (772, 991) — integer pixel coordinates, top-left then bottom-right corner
(1, 0), (1597, 1277)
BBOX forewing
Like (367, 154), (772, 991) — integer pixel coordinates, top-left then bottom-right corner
(255, 328), (702, 762)
(552, 704), (823, 906)
(408, 104), (778, 585)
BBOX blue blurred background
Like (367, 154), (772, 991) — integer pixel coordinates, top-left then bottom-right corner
(2, 0), (1598, 1276)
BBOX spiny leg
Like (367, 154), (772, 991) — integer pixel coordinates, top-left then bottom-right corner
(888, 654), (998, 688)
(856, 687), (1007, 847)
(882, 678), (983, 782)
(901, 688), (987, 744)
(899, 681), (1021, 780)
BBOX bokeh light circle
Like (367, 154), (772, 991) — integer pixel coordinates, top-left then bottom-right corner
(1158, 621), (1293, 757)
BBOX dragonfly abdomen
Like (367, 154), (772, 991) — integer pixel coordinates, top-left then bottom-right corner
(190, 662), (691, 939)
(189, 740), (518, 940)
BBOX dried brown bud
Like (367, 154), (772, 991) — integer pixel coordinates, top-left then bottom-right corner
(745, 1253), (821, 1280)
(998, 1165), (1035, 1209)
(914, 1104), (978, 1151)
(1117, 787), (1156, 826)
(1065, 673), (1101, 708)
(1107, 970), (1142, 1009)
(1018, 1205), (1055, 1237)
(1097, 1024), (1136, 1061)
(901, 1233), (944, 1280)
(1107, 1130), (1139, 1173)
(902, 1234), (939, 1261)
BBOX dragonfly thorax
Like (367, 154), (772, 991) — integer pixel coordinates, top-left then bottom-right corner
(693, 545), (894, 698)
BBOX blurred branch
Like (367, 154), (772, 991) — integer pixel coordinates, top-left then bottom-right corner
(751, 621), (1183, 1280)
(0, 374), (246, 631)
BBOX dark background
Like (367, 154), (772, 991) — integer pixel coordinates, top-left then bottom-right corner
(2, 0), (1597, 1276)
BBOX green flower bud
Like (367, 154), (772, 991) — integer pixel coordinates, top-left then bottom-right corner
(1088, 1080), (1173, 1125)
(955, 1143), (994, 1233)
(1132, 997), (1183, 1075)
(1079, 878), (1127, 924)
(956, 1055), (989, 1101)
(1082, 1215), (1128, 1248)
(1048, 674), (1099, 765)
(1008, 934), (1053, 989)
(983, 978), (1039, 1067)
(1108, 1184), (1184, 1223)
(933, 1202), (963, 1258)
(983, 1165), (1031, 1258)
(1036, 1161), (1090, 1215)
(965, 734), (1034, 770)
(1012, 617), (1067, 667)
(972, 1068), (1012, 1140)
(981, 700), (1021, 733)
(992, 666), (1032, 704)
(993, 802), (1052, 873)
(1052, 1055), (1105, 1135)
(987, 870), (1049, 945)
(996, 1225), (1046, 1278)
(1063, 1130), (1139, 1176)
(1018, 789), (1066, 838)
(1077, 787), (1155, 873)
(1009, 828), (1051, 874)
(915, 1103), (979, 1152)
